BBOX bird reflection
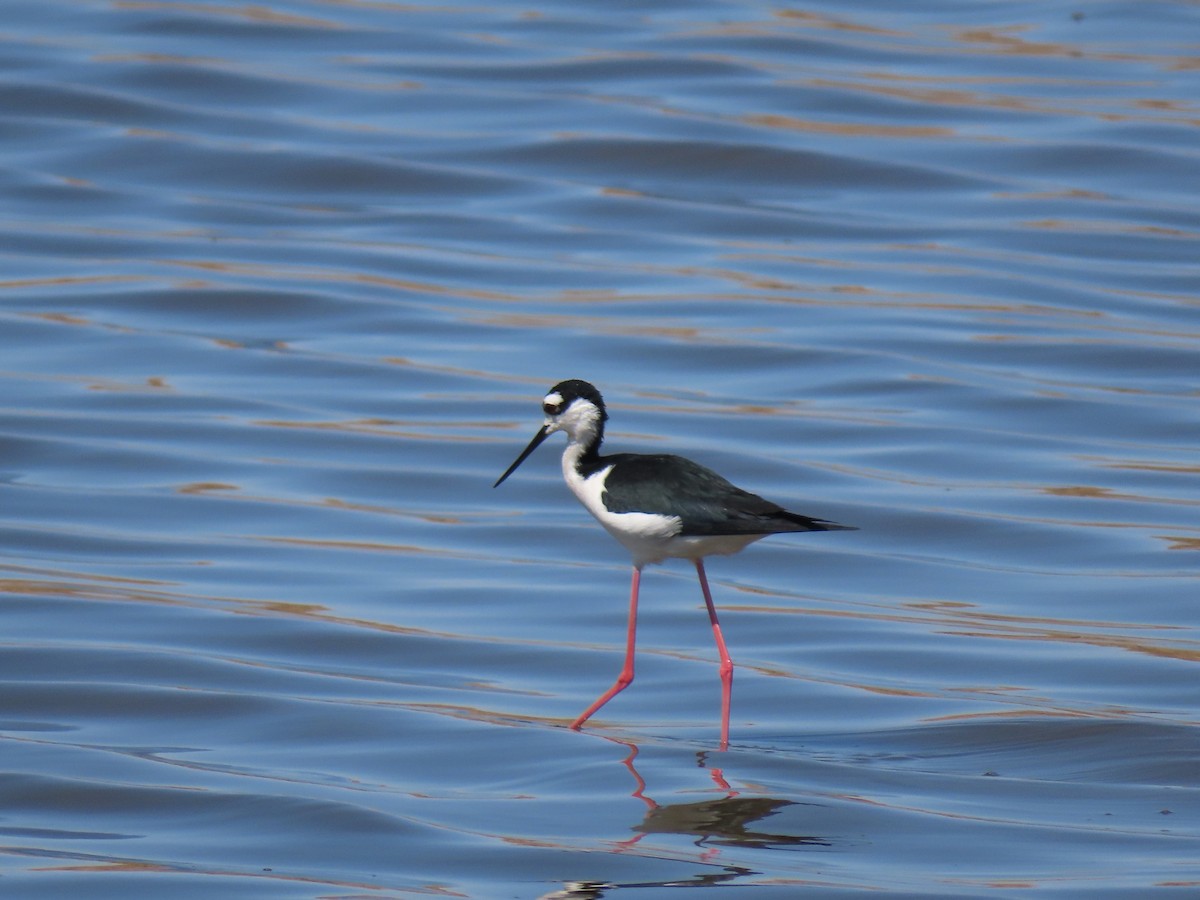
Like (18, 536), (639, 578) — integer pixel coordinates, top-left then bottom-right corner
(536, 869), (755, 897)
(615, 738), (830, 850)
(540, 738), (832, 900)
(632, 795), (826, 849)
(536, 882), (610, 900)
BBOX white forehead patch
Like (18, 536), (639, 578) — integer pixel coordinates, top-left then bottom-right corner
(543, 391), (565, 414)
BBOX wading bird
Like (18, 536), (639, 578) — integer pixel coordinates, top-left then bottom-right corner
(494, 380), (852, 746)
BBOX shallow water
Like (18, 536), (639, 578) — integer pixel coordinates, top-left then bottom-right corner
(1, 1), (1198, 897)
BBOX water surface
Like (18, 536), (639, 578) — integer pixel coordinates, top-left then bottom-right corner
(1, 1), (1197, 897)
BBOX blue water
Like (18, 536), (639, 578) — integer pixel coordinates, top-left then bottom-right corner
(1, 1), (1197, 897)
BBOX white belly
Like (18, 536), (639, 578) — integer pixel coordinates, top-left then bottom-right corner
(563, 455), (766, 566)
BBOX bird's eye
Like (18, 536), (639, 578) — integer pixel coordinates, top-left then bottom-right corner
(543, 401), (561, 415)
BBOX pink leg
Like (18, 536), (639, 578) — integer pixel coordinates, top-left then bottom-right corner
(571, 565), (642, 730)
(695, 558), (733, 750)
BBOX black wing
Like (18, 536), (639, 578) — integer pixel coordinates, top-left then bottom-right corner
(599, 453), (852, 536)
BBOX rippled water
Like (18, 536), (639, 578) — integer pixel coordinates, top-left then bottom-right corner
(2, 1), (1198, 897)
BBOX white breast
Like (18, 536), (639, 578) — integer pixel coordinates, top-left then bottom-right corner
(561, 450), (683, 566)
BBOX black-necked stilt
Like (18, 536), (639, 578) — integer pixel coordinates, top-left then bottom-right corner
(494, 379), (853, 744)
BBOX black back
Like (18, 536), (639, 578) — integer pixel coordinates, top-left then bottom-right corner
(592, 452), (849, 536)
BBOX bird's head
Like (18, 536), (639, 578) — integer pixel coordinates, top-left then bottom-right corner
(494, 379), (607, 487)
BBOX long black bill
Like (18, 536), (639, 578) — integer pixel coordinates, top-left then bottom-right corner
(493, 425), (551, 488)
